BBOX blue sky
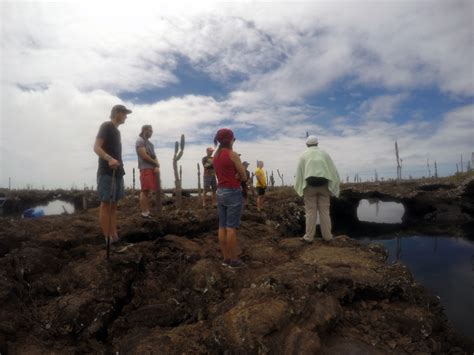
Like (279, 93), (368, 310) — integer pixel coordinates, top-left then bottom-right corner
(120, 55), (233, 104)
(1, 1), (473, 189)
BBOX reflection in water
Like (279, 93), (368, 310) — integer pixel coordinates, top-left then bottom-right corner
(361, 235), (474, 340)
(357, 199), (404, 223)
(396, 236), (401, 261)
(34, 200), (75, 216)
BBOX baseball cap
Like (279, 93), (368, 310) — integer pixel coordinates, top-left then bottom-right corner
(110, 104), (132, 117)
(242, 161), (250, 166)
(306, 135), (318, 145)
(214, 128), (234, 145)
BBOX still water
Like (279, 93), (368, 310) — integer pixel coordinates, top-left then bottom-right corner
(361, 235), (474, 339)
(34, 200), (75, 216)
(357, 199), (405, 223)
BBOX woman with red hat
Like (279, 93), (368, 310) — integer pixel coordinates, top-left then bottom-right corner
(212, 128), (247, 268)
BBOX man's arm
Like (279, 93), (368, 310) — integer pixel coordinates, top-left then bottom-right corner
(293, 156), (305, 196)
(325, 153), (340, 184)
(229, 151), (247, 181)
(203, 157), (212, 168)
(94, 138), (119, 169)
(295, 158), (303, 184)
(137, 146), (159, 167)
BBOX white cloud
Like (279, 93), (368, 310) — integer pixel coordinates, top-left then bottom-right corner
(358, 93), (409, 121)
(2, 2), (179, 92)
(3, 1), (473, 98)
(175, 15), (285, 83)
(1, 81), (471, 189)
(1, 1), (473, 190)
(229, 1), (474, 100)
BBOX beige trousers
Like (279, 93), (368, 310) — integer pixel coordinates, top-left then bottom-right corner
(303, 185), (333, 241)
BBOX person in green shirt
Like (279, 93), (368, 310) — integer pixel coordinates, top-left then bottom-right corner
(294, 135), (340, 243)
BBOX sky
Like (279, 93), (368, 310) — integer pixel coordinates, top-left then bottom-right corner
(1, 0), (473, 190)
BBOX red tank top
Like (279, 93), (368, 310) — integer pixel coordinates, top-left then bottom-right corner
(213, 148), (241, 189)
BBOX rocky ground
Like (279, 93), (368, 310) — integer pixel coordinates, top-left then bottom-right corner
(1, 187), (474, 354)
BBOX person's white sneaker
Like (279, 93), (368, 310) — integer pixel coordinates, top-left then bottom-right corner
(301, 236), (314, 244)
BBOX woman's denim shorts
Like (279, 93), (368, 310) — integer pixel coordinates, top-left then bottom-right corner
(217, 187), (243, 228)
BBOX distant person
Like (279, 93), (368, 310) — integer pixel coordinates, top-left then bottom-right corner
(255, 160), (266, 212)
(136, 125), (160, 219)
(294, 135), (340, 243)
(241, 161), (251, 209)
(93, 104), (132, 246)
(212, 128), (247, 268)
(202, 147), (217, 207)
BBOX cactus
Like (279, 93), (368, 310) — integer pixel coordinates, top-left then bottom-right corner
(395, 141), (402, 180)
(173, 134), (185, 208)
(132, 168), (136, 192)
(270, 170), (275, 188)
(277, 169), (284, 186)
(434, 161), (438, 179)
(197, 163), (202, 199)
(155, 169), (163, 216)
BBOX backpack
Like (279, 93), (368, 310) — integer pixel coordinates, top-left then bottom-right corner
(306, 176), (329, 187)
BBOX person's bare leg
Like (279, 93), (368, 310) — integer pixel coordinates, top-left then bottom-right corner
(257, 195), (265, 211)
(212, 191), (217, 206)
(99, 202), (111, 237)
(110, 203), (118, 241)
(140, 190), (150, 214)
(250, 186), (256, 196)
(202, 191), (208, 207)
(226, 228), (238, 260)
(218, 227), (228, 259)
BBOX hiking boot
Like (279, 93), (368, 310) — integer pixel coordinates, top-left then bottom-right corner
(228, 259), (245, 269)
